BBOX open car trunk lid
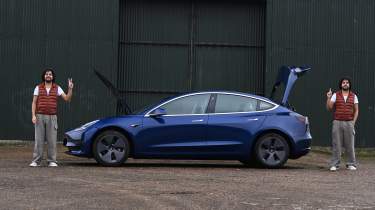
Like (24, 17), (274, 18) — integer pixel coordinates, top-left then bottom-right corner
(270, 65), (311, 107)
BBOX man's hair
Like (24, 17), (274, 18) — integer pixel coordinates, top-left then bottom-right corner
(338, 76), (352, 90)
(41, 68), (56, 83)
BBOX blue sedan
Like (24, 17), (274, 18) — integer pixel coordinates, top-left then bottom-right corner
(64, 66), (312, 168)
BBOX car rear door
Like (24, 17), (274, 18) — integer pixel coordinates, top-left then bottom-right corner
(205, 93), (270, 158)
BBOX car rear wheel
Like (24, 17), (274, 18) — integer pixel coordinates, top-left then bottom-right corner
(93, 130), (129, 166)
(254, 133), (289, 168)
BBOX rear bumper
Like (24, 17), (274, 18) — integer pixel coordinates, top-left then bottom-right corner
(290, 138), (312, 159)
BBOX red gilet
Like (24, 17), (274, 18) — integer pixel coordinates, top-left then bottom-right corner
(36, 83), (58, 115)
(334, 91), (355, 121)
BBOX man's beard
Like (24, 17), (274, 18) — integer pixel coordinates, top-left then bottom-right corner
(45, 78), (52, 83)
(342, 86), (349, 91)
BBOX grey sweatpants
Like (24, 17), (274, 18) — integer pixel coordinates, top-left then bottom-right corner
(330, 120), (357, 167)
(32, 114), (58, 164)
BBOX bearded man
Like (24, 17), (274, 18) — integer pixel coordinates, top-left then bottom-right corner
(29, 68), (73, 167)
(326, 77), (359, 171)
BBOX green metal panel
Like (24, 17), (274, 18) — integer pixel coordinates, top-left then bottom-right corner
(119, 0), (192, 111)
(0, 0), (118, 140)
(119, 0), (266, 111)
(119, 45), (190, 92)
(266, 0), (375, 147)
(120, 0), (191, 43)
(196, 1), (265, 46)
(195, 1), (265, 92)
(195, 47), (264, 92)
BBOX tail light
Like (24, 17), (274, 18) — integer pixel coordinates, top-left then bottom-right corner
(290, 112), (307, 124)
(290, 113), (310, 132)
(295, 115), (307, 124)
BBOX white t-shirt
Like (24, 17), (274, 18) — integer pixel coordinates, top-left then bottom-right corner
(331, 93), (359, 104)
(34, 85), (65, 96)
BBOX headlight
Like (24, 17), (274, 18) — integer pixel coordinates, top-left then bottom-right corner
(73, 120), (99, 131)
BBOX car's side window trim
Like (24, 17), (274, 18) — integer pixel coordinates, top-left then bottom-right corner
(144, 93), (211, 117)
(256, 100), (261, 111)
(211, 93), (279, 115)
(206, 93), (217, 113)
(144, 92), (279, 117)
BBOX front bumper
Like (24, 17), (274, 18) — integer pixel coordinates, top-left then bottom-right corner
(63, 130), (91, 157)
(63, 135), (81, 150)
(64, 125), (100, 157)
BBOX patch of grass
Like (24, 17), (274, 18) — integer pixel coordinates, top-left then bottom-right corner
(311, 146), (331, 155)
(312, 146), (375, 158)
(0, 140), (33, 147)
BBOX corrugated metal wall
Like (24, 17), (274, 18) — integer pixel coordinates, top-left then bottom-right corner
(3, 0), (374, 147)
(266, 0), (375, 147)
(118, 0), (266, 111)
(0, 0), (118, 140)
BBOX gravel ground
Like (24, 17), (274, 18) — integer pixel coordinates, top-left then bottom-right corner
(0, 143), (374, 210)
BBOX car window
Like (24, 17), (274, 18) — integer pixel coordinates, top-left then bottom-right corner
(258, 101), (275, 111)
(214, 94), (257, 113)
(159, 94), (211, 115)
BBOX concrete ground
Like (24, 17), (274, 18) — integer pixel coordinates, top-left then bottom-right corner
(0, 143), (374, 210)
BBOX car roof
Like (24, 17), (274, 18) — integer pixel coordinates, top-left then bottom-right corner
(165, 91), (275, 103)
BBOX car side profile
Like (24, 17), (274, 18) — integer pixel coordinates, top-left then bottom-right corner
(64, 66), (312, 168)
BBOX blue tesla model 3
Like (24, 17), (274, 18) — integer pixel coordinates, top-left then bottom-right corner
(64, 66), (312, 168)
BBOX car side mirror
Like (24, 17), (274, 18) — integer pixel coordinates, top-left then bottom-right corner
(149, 108), (166, 117)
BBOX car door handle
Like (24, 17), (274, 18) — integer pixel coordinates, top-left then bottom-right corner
(130, 124), (140, 127)
(192, 119), (204, 122)
(247, 118), (258, 121)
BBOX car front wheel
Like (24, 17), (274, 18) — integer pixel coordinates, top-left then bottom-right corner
(93, 130), (129, 166)
(254, 133), (289, 168)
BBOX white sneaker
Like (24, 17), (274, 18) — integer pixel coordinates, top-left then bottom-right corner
(329, 166), (338, 171)
(48, 162), (58, 167)
(29, 162), (40, 167)
(347, 165), (357, 170)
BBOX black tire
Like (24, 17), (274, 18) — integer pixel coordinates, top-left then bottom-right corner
(93, 130), (130, 166)
(254, 133), (289, 168)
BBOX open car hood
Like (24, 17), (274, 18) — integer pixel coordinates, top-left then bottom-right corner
(270, 65), (311, 107)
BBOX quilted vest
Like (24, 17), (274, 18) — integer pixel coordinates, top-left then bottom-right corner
(36, 83), (58, 115)
(334, 91), (355, 121)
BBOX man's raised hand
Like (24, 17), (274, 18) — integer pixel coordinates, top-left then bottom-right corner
(68, 78), (74, 89)
(327, 88), (332, 98)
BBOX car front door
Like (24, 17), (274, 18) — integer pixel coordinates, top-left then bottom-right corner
(136, 93), (211, 158)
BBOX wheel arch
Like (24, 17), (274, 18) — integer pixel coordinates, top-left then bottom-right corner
(251, 129), (295, 157)
(91, 126), (135, 157)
